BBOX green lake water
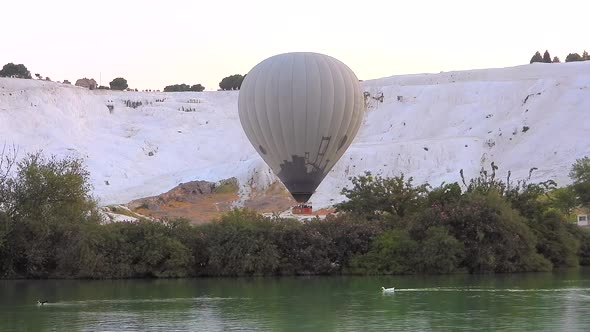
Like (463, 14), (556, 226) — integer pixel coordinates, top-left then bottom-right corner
(2, 269), (590, 331)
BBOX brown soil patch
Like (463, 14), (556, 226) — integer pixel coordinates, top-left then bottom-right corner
(125, 178), (332, 224)
(127, 180), (240, 224)
(243, 181), (296, 213)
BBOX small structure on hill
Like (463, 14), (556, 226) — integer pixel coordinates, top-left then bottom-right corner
(75, 78), (97, 90)
(578, 215), (588, 226)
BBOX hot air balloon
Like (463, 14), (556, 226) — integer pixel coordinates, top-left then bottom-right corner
(238, 52), (365, 203)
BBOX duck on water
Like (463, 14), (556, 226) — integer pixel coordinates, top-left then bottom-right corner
(382, 287), (395, 294)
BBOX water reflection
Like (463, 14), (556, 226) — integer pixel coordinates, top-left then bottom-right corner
(1, 269), (590, 331)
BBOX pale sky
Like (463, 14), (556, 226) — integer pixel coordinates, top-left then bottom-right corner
(1, 0), (587, 91)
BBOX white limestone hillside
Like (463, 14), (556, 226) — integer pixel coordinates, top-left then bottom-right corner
(1, 62), (589, 210)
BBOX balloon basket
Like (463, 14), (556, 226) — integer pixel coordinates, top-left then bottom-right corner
(292, 204), (313, 215)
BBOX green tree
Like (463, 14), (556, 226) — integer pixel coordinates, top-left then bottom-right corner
(461, 164), (555, 220)
(191, 84), (205, 92)
(0, 63), (32, 79)
(543, 50), (552, 63)
(426, 182), (462, 208)
(201, 209), (280, 276)
(336, 172), (429, 220)
(530, 51), (543, 64)
(548, 187), (578, 215)
(163, 83), (205, 92)
(565, 53), (582, 62)
(414, 227), (464, 274)
(528, 209), (579, 267)
(109, 77), (128, 90)
(301, 214), (385, 274)
(583, 50), (590, 61)
(552, 56), (561, 63)
(164, 83), (189, 92)
(0, 145), (17, 276)
(568, 226), (590, 265)
(115, 221), (192, 277)
(350, 229), (417, 274)
(219, 74), (245, 90)
(570, 156), (590, 206)
(446, 191), (551, 273)
(0, 153), (100, 278)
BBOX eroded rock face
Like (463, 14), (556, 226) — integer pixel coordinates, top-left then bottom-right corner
(129, 181), (215, 209)
(124, 178), (300, 224)
(126, 179), (241, 224)
(122, 177), (337, 223)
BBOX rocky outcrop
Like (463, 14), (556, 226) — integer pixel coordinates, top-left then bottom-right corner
(124, 178), (300, 224)
(126, 179), (241, 224)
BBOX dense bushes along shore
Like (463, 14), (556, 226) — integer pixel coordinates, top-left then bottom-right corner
(1, 150), (589, 278)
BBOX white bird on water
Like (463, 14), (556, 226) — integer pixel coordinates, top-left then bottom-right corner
(382, 287), (395, 294)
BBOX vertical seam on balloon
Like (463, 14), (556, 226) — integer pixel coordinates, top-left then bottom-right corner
(339, 65), (359, 172)
(262, 57), (280, 163)
(253, 61), (270, 162)
(303, 53), (309, 164)
(277, 55), (291, 165)
(338, 62), (356, 155)
(325, 56), (344, 172)
(277, 54), (295, 169)
(255, 59), (278, 167)
(290, 54), (296, 160)
(276, 54), (286, 165)
(318, 54), (333, 173)
(349, 66), (364, 150)
(308, 53), (321, 177)
(244, 63), (263, 159)
(334, 56), (348, 140)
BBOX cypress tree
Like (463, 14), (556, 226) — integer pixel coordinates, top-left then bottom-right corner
(530, 51), (543, 64)
(543, 50), (552, 63)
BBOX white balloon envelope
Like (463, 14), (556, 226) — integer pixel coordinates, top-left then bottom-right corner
(238, 52), (365, 202)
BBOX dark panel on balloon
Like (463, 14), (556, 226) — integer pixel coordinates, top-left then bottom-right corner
(277, 155), (326, 203)
(291, 193), (313, 203)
